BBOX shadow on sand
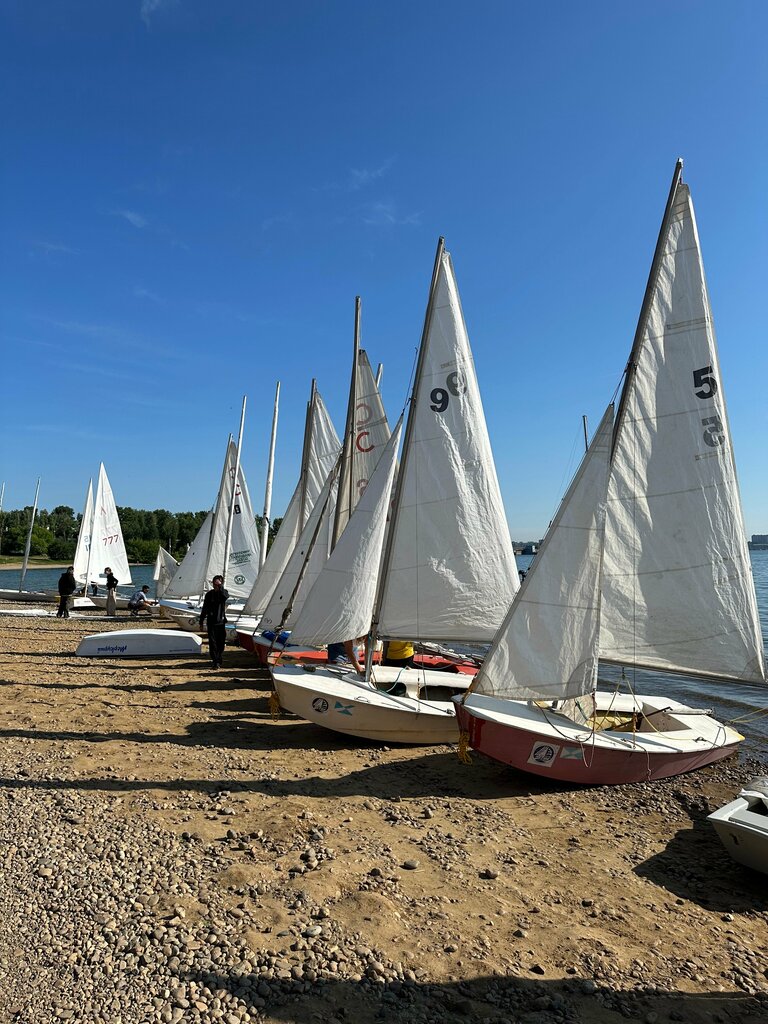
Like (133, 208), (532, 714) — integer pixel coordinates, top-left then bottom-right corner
(176, 970), (765, 1024)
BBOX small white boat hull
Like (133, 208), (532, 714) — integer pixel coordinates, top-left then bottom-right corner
(271, 664), (472, 744)
(75, 629), (203, 659)
(708, 779), (768, 875)
(0, 588), (52, 604)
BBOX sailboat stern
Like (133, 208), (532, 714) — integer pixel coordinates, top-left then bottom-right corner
(455, 692), (742, 785)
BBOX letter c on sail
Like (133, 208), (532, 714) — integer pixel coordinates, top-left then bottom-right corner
(356, 430), (373, 453)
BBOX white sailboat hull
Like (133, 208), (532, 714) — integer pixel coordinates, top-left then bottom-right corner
(455, 691), (742, 785)
(271, 664), (472, 744)
(76, 629), (203, 659)
(708, 782), (768, 875)
(0, 589), (52, 604)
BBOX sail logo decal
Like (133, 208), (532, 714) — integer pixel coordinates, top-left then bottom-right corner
(334, 702), (354, 716)
(312, 697), (329, 714)
(528, 742), (559, 767)
(233, 574), (246, 586)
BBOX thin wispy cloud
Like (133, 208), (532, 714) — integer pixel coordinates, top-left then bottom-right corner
(111, 208), (148, 229)
(261, 212), (296, 233)
(349, 158), (396, 190)
(133, 285), (162, 302)
(31, 240), (80, 256)
(140, 0), (179, 29)
(360, 201), (421, 227)
(36, 316), (180, 362)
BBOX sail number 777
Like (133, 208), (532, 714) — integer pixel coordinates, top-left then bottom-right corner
(693, 365), (724, 448)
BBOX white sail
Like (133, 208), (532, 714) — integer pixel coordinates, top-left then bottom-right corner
(377, 247), (518, 642)
(90, 463), (132, 586)
(72, 479), (94, 584)
(260, 463), (340, 632)
(470, 406), (614, 701)
(163, 511), (213, 598)
(290, 419), (402, 647)
(334, 349), (392, 541)
(600, 183), (766, 684)
(221, 442), (262, 598)
(241, 387), (341, 618)
(153, 546), (179, 599)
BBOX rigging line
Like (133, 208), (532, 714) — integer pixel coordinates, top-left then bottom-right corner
(728, 705), (768, 724)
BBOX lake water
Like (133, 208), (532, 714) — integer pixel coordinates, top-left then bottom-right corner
(2, 552), (767, 759)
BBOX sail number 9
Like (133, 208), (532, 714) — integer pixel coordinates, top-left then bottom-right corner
(430, 371), (467, 413)
(693, 365), (725, 447)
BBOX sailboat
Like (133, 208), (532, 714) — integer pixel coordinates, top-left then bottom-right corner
(455, 161), (766, 784)
(240, 299), (395, 665)
(160, 435), (261, 627)
(271, 239), (518, 743)
(0, 479), (52, 604)
(234, 380), (341, 650)
(153, 546), (179, 600)
(68, 463), (134, 609)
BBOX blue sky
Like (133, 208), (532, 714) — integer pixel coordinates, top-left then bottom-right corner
(1, 0), (766, 537)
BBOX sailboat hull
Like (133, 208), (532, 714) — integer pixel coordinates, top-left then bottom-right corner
(271, 664), (472, 744)
(455, 692), (742, 785)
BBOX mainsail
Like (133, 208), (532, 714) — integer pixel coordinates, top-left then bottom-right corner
(468, 406), (614, 701)
(72, 479), (94, 585)
(289, 418), (403, 647)
(376, 242), (518, 643)
(87, 463), (132, 587)
(163, 440), (261, 600)
(153, 546), (179, 599)
(241, 385), (341, 619)
(600, 176), (766, 684)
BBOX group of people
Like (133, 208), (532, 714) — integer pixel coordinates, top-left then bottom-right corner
(55, 565), (154, 619)
(56, 566), (415, 675)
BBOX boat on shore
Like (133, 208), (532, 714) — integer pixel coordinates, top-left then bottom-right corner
(456, 161), (765, 785)
(708, 776), (768, 874)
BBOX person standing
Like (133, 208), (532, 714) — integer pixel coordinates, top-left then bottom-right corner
(199, 574), (228, 669)
(104, 566), (118, 617)
(56, 566), (77, 618)
(382, 640), (416, 668)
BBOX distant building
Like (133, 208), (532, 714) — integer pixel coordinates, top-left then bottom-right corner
(749, 534), (768, 550)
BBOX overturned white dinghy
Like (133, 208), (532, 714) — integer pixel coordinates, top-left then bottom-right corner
(76, 629), (203, 659)
(708, 777), (768, 875)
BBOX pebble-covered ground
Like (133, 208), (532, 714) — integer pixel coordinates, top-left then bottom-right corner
(0, 608), (766, 1024)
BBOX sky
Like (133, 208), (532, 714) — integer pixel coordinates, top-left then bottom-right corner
(1, 0), (766, 538)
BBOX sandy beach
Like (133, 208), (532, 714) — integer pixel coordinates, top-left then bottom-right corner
(0, 605), (766, 1024)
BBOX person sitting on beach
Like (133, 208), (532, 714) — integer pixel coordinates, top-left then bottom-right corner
(382, 640), (415, 668)
(128, 585), (154, 617)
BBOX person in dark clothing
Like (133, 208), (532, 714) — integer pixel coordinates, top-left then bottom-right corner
(104, 567), (118, 617)
(199, 574), (228, 668)
(56, 566), (77, 618)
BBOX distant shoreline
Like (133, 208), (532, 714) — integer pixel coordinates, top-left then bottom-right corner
(0, 561), (152, 571)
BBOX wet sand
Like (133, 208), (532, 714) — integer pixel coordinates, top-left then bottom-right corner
(0, 605), (766, 1023)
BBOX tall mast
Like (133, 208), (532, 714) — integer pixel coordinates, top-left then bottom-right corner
(222, 396), (247, 586)
(298, 379), (317, 528)
(260, 381), (280, 568)
(582, 415), (589, 453)
(0, 481), (5, 557)
(375, 363), (383, 388)
(332, 296), (361, 550)
(365, 236), (445, 678)
(613, 159), (684, 453)
(19, 477), (41, 592)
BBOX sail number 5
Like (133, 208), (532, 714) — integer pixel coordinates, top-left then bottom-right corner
(693, 365), (725, 447)
(430, 371), (467, 413)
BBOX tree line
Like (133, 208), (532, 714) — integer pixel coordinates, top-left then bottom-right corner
(0, 506), (282, 564)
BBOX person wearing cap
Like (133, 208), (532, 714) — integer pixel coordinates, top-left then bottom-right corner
(56, 566), (78, 618)
(104, 567), (119, 617)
